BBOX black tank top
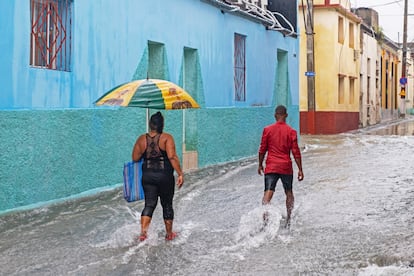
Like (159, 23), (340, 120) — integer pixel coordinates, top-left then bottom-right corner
(143, 133), (173, 173)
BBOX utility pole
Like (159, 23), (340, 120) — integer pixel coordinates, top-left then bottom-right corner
(400, 0), (408, 118)
(305, 0), (316, 133)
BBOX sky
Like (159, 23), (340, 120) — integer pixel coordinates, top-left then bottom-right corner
(350, 0), (414, 43)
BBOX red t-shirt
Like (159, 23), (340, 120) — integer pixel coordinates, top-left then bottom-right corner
(258, 121), (301, 175)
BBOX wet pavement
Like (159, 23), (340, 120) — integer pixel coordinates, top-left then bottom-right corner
(351, 117), (414, 136)
(1, 116), (414, 275)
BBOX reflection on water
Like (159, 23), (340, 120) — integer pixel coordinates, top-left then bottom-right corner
(355, 117), (414, 136)
(1, 118), (414, 275)
(368, 122), (414, 136)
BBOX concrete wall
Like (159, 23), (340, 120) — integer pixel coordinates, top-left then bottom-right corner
(359, 31), (381, 126)
(380, 47), (400, 120)
(0, 0), (299, 212)
(299, 2), (360, 134)
(313, 10), (360, 112)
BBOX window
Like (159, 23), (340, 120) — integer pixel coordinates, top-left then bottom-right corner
(148, 41), (167, 79)
(349, 22), (354, 48)
(30, 0), (72, 71)
(338, 76), (345, 104)
(384, 59), (389, 108)
(349, 78), (355, 104)
(234, 33), (246, 102)
(338, 17), (344, 44)
(367, 58), (371, 76)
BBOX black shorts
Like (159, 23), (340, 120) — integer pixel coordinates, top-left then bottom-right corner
(264, 173), (293, 192)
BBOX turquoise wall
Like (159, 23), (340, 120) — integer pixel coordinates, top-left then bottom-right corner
(0, 106), (299, 212)
(0, 108), (150, 211)
(0, 0), (300, 212)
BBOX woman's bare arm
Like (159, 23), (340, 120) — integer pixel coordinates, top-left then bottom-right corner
(132, 135), (145, 161)
(164, 134), (184, 187)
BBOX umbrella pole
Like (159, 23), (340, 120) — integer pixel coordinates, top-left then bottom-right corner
(183, 64), (186, 152)
(146, 108), (149, 133)
(182, 109), (186, 151)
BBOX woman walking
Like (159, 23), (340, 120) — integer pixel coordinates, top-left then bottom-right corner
(132, 112), (184, 241)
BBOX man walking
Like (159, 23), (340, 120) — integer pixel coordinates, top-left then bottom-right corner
(258, 105), (304, 227)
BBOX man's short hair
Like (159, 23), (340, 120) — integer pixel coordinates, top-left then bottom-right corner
(275, 105), (287, 115)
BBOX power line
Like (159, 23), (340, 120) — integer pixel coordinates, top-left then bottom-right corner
(364, 0), (402, 8)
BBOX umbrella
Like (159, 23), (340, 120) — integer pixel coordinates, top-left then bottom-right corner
(94, 79), (200, 110)
(95, 79), (200, 201)
(94, 78), (200, 142)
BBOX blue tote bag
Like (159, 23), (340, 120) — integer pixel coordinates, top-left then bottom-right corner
(123, 159), (145, 202)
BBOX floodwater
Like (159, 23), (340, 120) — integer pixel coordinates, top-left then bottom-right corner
(1, 118), (414, 276)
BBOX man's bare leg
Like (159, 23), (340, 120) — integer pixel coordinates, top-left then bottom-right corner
(262, 190), (274, 225)
(262, 190), (274, 205)
(285, 190), (294, 228)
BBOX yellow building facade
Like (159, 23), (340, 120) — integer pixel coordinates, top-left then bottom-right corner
(299, 0), (361, 134)
(380, 45), (400, 120)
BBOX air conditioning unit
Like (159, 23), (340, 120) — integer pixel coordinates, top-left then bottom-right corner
(353, 49), (360, 61)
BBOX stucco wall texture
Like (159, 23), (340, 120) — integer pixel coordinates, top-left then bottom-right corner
(0, 106), (299, 212)
(0, 109), (143, 211)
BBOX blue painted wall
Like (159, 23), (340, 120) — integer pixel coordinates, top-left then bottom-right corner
(0, 0), (300, 212)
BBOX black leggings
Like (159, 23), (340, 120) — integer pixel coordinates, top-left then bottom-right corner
(141, 170), (175, 220)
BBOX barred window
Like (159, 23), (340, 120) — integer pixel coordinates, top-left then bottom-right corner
(30, 0), (72, 71)
(234, 33), (246, 102)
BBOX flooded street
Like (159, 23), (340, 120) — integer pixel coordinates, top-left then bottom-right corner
(1, 118), (414, 275)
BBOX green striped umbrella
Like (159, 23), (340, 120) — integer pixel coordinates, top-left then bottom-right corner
(94, 79), (200, 109)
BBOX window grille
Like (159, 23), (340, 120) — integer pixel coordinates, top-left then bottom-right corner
(30, 0), (72, 71)
(234, 33), (246, 102)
